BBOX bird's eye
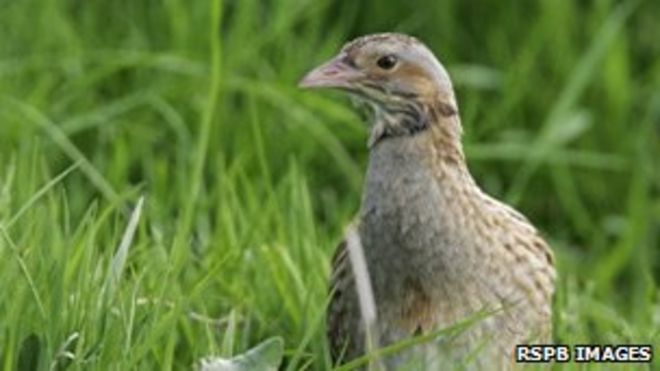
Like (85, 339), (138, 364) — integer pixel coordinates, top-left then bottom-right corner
(376, 55), (398, 70)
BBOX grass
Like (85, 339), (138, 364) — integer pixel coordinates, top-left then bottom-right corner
(0, 0), (659, 369)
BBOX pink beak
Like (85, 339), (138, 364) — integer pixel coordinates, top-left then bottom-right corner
(298, 53), (362, 89)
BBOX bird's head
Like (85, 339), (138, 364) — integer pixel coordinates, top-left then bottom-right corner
(300, 33), (459, 147)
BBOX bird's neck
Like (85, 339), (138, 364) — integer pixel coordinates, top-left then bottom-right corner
(368, 108), (468, 174)
(366, 102), (429, 148)
(425, 115), (467, 169)
(366, 95), (465, 160)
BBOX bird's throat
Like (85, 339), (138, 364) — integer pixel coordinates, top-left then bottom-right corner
(366, 98), (461, 152)
(367, 109), (429, 148)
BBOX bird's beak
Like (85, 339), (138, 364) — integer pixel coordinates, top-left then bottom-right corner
(299, 54), (362, 90)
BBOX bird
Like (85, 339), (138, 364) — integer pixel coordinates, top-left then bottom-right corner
(299, 33), (556, 370)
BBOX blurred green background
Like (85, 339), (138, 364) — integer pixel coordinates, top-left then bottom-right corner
(0, 0), (658, 369)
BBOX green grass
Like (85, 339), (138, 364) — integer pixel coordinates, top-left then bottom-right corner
(1, 0), (659, 369)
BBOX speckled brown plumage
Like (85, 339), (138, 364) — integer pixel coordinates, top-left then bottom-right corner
(300, 33), (555, 370)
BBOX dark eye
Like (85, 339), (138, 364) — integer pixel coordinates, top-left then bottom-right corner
(376, 55), (398, 70)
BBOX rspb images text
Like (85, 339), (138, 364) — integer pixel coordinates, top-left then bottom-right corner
(515, 344), (653, 363)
